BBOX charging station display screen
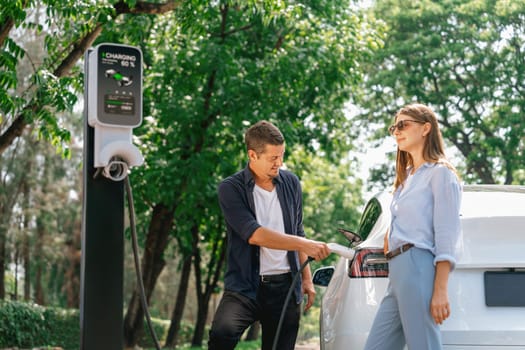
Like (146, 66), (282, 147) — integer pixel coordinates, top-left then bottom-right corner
(104, 94), (135, 115)
(91, 44), (142, 126)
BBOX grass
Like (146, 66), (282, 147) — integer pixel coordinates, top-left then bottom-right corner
(165, 340), (261, 349)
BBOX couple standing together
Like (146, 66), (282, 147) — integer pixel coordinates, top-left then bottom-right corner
(208, 103), (463, 350)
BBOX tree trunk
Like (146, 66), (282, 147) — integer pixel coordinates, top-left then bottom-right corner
(64, 230), (81, 308)
(123, 203), (174, 348)
(23, 230), (30, 301)
(191, 224), (227, 347)
(13, 245), (19, 299)
(22, 180), (31, 301)
(164, 254), (192, 348)
(34, 218), (45, 305)
(0, 227), (5, 299)
(192, 298), (211, 347)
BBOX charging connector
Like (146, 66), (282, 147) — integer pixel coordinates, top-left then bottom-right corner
(327, 242), (355, 259)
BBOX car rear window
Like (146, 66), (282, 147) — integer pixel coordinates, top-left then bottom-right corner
(357, 197), (382, 240)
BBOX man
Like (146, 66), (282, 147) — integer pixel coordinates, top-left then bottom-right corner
(208, 120), (330, 350)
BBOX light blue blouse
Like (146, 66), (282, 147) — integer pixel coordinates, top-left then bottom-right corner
(389, 162), (463, 269)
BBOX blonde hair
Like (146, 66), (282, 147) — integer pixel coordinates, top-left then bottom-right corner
(393, 103), (458, 191)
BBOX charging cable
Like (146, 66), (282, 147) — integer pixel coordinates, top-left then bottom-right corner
(116, 161), (357, 350)
(124, 175), (162, 350)
(272, 243), (355, 350)
(272, 257), (313, 350)
(94, 162), (161, 348)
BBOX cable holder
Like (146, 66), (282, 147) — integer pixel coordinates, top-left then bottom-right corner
(102, 156), (129, 181)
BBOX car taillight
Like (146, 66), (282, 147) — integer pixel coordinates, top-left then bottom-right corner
(349, 248), (389, 278)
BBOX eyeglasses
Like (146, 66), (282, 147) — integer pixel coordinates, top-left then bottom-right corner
(388, 119), (426, 135)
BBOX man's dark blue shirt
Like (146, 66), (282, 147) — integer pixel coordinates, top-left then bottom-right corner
(217, 164), (305, 303)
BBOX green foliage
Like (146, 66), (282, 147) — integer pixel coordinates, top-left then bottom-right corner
(118, 0), (384, 207)
(43, 306), (80, 349)
(1, 0), (114, 156)
(1, 1), (384, 347)
(235, 340), (262, 350)
(137, 317), (196, 348)
(138, 317), (169, 348)
(298, 305), (321, 341)
(0, 36), (26, 123)
(0, 300), (49, 348)
(103, 7), (383, 338)
(0, 300), (79, 350)
(288, 146), (363, 266)
(162, 339), (261, 350)
(0, 300), (198, 349)
(0, 300), (317, 350)
(355, 0), (525, 186)
(0, 0), (28, 25)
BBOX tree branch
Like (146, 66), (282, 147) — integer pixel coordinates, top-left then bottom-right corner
(0, 105), (38, 154)
(114, 0), (180, 15)
(0, 18), (15, 47)
(0, 0), (30, 47)
(53, 24), (103, 78)
(0, 1), (182, 155)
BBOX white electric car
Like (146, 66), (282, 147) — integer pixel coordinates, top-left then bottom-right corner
(313, 185), (525, 350)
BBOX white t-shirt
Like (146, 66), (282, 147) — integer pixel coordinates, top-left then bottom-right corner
(253, 184), (290, 275)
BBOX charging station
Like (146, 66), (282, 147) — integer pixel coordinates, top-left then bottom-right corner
(81, 43), (143, 350)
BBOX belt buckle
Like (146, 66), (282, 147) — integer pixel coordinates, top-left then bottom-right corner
(261, 275), (270, 283)
(385, 247), (400, 261)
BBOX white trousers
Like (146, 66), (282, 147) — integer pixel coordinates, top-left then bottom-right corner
(364, 247), (442, 350)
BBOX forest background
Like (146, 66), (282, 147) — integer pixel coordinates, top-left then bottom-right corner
(0, 0), (524, 348)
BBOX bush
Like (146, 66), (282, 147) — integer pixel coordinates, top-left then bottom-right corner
(44, 307), (80, 350)
(0, 300), (199, 349)
(0, 300), (80, 350)
(1, 300), (255, 349)
(0, 300), (50, 348)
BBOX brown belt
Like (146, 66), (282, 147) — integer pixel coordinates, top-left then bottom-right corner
(385, 243), (414, 260)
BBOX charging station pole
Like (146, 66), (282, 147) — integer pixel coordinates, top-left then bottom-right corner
(80, 115), (125, 349)
(81, 43), (143, 350)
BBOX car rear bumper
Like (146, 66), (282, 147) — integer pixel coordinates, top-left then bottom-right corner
(443, 330), (525, 347)
(445, 347), (525, 349)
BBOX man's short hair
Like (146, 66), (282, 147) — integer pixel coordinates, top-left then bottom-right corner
(245, 120), (285, 154)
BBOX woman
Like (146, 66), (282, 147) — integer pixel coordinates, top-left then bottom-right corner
(364, 103), (463, 350)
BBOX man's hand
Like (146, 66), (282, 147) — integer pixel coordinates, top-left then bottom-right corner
(302, 279), (316, 311)
(303, 239), (330, 261)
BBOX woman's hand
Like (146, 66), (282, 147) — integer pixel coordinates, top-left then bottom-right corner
(430, 288), (450, 324)
(431, 261), (452, 324)
(383, 230), (389, 255)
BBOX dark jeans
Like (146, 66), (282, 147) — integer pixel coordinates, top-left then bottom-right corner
(208, 274), (301, 350)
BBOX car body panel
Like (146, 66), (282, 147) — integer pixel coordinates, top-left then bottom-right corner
(320, 256), (388, 349)
(315, 185), (525, 350)
(458, 216), (525, 268)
